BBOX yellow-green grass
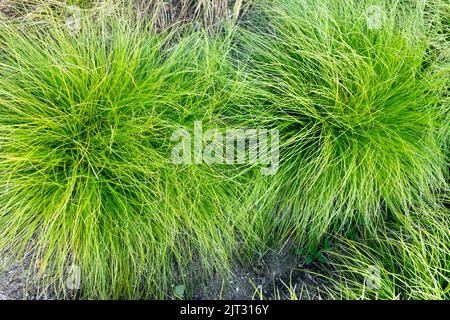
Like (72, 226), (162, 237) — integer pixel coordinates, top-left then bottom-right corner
(231, 0), (449, 254)
(0, 8), (251, 298)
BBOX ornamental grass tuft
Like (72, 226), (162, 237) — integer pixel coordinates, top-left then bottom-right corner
(0, 8), (249, 298)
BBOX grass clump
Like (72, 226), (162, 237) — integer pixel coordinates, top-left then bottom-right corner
(0, 8), (249, 299)
(319, 209), (450, 299)
(0, 0), (448, 300)
(233, 0), (449, 253)
(230, 0), (449, 299)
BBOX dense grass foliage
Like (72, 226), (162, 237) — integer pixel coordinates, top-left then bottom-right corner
(233, 0), (449, 251)
(0, 10), (250, 298)
(0, 0), (448, 299)
(231, 0), (449, 299)
(279, 210), (449, 300)
(322, 209), (450, 299)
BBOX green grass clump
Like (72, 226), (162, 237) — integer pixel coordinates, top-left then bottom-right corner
(0, 0), (448, 300)
(232, 0), (449, 252)
(0, 9), (249, 299)
(319, 208), (450, 299)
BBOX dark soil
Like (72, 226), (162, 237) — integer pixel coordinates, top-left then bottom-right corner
(0, 258), (56, 300)
(190, 244), (325, 300)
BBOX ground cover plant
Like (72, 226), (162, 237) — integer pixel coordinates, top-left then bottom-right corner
(0, 4), (253, 299)
(0, 0), (448, 299)
(233, 0), (449, 248)
(230, 0), (449, 298)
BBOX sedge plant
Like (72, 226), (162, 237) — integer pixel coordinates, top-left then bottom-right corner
(231, 0), (450, 255)
(317, 208), (450, 300)
(0, 7), (251, 299)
